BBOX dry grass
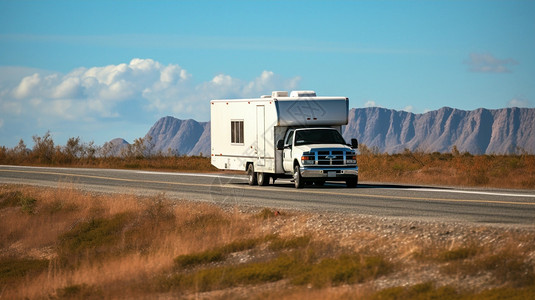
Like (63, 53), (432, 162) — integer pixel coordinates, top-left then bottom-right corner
(358, 148), (535, 189)
(0, 185), (257, 298)
(0, 152), (217, 173)
(1, 184), (534, 299)
(412, 236), (535, 287)
(0, 132), (217, 172)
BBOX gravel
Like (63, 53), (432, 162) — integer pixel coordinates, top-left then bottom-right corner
(244, 207), (535, 292)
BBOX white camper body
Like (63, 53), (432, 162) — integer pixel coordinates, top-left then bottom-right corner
(211, 91), (359, 188)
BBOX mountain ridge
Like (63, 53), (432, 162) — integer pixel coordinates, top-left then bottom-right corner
(342, 106), (534, 154)
(108, 107), (535, 156)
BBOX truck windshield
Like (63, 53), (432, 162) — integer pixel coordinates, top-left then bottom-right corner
(294, 129), (346, 146)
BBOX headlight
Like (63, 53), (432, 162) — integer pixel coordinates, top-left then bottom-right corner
(346, 155), (357, 164)
(301, 155), (315, 165)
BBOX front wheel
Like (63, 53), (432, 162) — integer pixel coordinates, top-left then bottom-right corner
(257, 172), (270, 186)
(293, 165), (304, 189)
(247, 164), (257, 186)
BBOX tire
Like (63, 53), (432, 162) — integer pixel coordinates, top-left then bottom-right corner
(346, 176), (358, 188)
(247, 164), (257, 186)
(293, 164), (304, 189)
(257, 172), (270, 186)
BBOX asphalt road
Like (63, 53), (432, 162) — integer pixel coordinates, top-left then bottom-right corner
(1, 165), (534, 226)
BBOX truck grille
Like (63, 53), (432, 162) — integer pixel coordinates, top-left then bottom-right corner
(317, 150), (345, 166)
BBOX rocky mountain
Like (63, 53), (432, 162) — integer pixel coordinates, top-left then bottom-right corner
(144, 117), (210, 156)
(107, 107), (534, 156)
(342, 107), (535, 154)
(101, 138), (130, 157)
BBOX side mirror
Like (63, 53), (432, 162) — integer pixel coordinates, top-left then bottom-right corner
(351, 138), (358, 149)
(276, 140), (284, 150)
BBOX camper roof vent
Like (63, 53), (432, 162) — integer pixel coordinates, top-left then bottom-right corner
(290, 90), (316, 97)
(271, 91), (288, 98)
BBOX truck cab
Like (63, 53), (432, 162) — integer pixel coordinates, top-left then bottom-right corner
(278, 127), (358, 188)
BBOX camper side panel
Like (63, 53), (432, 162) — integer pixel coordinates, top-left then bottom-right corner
(210, 100), (277, 172)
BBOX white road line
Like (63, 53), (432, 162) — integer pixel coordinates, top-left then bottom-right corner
(135, 170), (247, 180)
(407, 188), (535, 198)
(1, 164), (140, 173)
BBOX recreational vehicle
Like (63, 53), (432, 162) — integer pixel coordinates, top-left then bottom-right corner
(210, 91), (358, 188)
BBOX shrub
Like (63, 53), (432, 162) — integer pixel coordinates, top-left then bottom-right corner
(174, 250), (225, 269)
(180, 212), (230, 232)
(220, 238), (260, 254)
(0, 257), (49, 282)
(438, 246), (478, 262)
(372, 282), (535, 300)
(31, 131), (55, 164)
(163, 255), (296, 292)
(0, 191), (23, 208)
(19, 195), (37, 215)
(55, 284), (101, 299)
(256, 208), (276, 220)
(58, 213), (130, 264)
(372, 282), (460, 300)
(292, 254), (390, 287)
(174, 238), (261, 269)
(479, 251), (535, 287)
(0, 190), (37, 214)
(440, 247), (534, 287)
(268, 235), (311, 251)
(164, 251), (390, 292)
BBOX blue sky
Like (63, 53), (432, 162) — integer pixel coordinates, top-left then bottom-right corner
(1, 0), (534, 148)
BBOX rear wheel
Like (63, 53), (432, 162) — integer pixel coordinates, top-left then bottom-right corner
(257, 172), (270, 186)
(293, 165), (304, 189)
(247, 164), (257, 186)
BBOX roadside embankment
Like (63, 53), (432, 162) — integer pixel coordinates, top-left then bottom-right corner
(1, 184), (534, 299)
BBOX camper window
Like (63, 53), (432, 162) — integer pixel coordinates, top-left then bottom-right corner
(231, 120), (244, 144)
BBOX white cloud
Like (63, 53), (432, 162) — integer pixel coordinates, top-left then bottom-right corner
(507, 97), (531, 108)
(364, 100), (380, 107)
(12, 73), (41, 99)
(464, 53), (518, 73)
(1, 59), (301, 121)
(188, 70), (300, 115)
(402, 105), (414, 112)
(52, 76), (82, 99)
(0, 58), (301, 145)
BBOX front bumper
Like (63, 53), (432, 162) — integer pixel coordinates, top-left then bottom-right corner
(300, 166), (358, 179)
